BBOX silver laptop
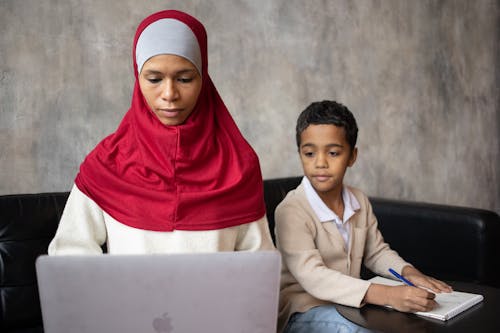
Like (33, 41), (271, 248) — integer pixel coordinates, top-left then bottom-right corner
(36, 251), (281, 333)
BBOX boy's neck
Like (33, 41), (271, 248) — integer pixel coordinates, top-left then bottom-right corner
(318, 187), (345, 219)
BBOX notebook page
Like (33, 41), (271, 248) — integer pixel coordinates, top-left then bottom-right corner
(368, 276), (483, 321)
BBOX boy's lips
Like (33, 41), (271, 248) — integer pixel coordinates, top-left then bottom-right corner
(312, 174), (331, 182)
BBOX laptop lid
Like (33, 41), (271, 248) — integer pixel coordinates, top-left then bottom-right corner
(36, 251), (281, 333)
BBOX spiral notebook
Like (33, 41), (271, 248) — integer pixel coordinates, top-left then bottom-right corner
(369, 276), (483, 321)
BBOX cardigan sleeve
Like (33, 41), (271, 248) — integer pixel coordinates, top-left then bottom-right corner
(354, 190), (410, 276)
(275, 197), (371, 307)
(48, 184), (107, 255)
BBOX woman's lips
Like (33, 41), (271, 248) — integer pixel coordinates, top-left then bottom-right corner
(158, 108), (182, 118)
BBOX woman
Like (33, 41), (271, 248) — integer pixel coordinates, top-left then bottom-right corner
(49, 10), (274, 254)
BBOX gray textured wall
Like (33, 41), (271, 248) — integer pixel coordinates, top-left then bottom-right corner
(1, 0), (499, 213)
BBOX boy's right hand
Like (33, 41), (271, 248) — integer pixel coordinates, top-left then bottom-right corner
(386, 285), (437, 312)
(364, 284), (436, 313)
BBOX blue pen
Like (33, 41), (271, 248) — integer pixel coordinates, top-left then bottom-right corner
(388, 268), (415, 287)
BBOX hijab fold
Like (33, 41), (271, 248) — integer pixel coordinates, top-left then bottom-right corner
(75, 10), (266, 231)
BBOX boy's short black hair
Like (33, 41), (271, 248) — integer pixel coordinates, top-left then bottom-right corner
(296, 100), (358, 151)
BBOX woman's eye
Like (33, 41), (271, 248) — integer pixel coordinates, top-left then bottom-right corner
(147, 78), (162, 84)
(177, 77), (193, 83)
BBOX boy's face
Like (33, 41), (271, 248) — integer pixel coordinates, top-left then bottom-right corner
(299, 124), (357, 200)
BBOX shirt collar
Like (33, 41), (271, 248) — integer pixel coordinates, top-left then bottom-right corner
(302, 176), (360, 225)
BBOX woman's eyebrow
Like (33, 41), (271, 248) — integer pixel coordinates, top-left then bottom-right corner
(175, 69), (198, 75)
(141, 69), (197, 75)
(141, 69), (163, 75)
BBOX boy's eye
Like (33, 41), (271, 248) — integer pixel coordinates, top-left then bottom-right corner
(303, 151), (314, 157)
(329, 151), (339, 157)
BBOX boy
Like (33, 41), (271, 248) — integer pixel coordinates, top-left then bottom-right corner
(275, 101), (451, 333)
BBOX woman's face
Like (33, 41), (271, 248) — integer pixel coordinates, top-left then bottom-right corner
(139, 54), (202, 126)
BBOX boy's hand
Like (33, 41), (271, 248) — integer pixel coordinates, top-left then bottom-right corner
(364, 283), (436, 312)
(402, 266), (453, 293)
(386, 285), (437, 312)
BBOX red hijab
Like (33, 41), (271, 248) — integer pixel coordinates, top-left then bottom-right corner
(75, 10), (266, 231)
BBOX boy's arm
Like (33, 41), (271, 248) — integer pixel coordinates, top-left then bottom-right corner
(358, 192), (452, 300)
(275, 201), (370, 308)
(358, 194), (410, 276)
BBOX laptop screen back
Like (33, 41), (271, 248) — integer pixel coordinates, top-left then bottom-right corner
(36, 251), (281, 333)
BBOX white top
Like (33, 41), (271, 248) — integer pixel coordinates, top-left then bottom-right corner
(302, 176), (360, 250)
(48, 184), (275, 255)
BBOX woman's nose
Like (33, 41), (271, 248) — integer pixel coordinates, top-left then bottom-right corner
(161, 80), (178, 101)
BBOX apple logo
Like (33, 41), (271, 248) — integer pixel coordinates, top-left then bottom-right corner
(152, 312), (173, 333)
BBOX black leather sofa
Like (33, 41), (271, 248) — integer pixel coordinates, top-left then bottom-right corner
(1, 176), (500, 332)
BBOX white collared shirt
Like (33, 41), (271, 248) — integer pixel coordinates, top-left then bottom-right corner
(302, 177), (360, 250)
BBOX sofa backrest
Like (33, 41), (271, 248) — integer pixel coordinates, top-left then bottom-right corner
(369, 197), (500, 288)
(263, 177), (302, 243)
(0, 192), (69, 331)
(263, 177), (500, 287)
(1, 177), (499, 331)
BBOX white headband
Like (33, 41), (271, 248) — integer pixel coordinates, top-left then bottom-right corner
(135, 18), (202, 75)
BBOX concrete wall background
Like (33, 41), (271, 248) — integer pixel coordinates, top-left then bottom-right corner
(1, 0), (499, 213)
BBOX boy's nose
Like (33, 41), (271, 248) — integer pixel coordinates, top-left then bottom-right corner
(315, 154), (328, 168)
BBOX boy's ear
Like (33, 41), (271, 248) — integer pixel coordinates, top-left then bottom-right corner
(348, 147), (358, 167)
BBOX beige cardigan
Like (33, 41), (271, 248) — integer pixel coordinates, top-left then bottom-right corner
(275, 183), (409, 332)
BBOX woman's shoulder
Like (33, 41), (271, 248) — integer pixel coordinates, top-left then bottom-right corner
(68, 183), (104, 211)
